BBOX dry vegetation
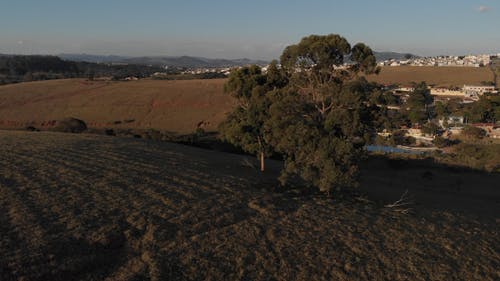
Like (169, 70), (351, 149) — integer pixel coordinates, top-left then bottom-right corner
(0, 131), (498, 281)
(0, 79), (234, 133)
(0, 67), (495, 134)
(365, 66), (494, 87)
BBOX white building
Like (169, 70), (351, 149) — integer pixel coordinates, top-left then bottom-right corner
(430, 88), (463, 97)
(463, 85), (498, 99)
(439, 116), (465, 128)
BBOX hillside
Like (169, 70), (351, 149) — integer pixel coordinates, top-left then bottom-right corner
(366, 66), (494, 87)
(373, 51), (418, 61)
(0, 78), (234, 133)
(0, 130), (498, 280)
(0, 55), (164, 85)
(59, 52), (411, 66)
(59, 54), (269, 68)
(0, 66), (496, 133)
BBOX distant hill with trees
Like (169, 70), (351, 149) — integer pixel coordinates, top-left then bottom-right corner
(60, 52), (416, 66)
(373, 51), (419, 62)
(58, 54), (269, 68)
(0, 55), (164, 85)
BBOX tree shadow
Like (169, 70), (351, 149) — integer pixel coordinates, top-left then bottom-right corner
(359, 155), (500, 217)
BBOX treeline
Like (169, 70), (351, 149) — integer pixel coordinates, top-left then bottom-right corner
(152, 72), (227, 80)
(0, 55), (164, 85)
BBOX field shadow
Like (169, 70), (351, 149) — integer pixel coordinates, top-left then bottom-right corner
(359, 155), (500, 217)
(1, 235), (128, 281)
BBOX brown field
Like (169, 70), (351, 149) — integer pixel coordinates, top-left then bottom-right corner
(365, 66), (494, 87)
(0, 79), (234, 134)
(1, 130), (498, 280)
(0, 67), (495, 134)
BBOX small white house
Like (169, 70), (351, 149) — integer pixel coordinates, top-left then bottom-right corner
(430, 88), (463, 97)
(439, 116), (465, 128)
(463, 85), (498, 98)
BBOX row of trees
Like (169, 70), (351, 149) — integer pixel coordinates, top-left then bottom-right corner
(0, 55), (164, 84)
(219, 34), (381, 194)
(379, 81), (500, 126)
(433, 94), (500, 124)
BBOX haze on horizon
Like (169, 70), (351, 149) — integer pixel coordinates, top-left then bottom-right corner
(1, 0), (499, 60)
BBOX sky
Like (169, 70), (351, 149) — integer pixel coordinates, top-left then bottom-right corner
(1, 0), (499, 60)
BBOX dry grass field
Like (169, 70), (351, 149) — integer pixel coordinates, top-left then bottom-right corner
(0, 67), (495, 134)
(0, 79), (234, 133)
(1, 130), (498, 280)
(365, 66), (494, 87)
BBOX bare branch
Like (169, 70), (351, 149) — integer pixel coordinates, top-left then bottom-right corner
(384, 190), (413, 214)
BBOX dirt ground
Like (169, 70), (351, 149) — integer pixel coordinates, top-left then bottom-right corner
(0, 131), (498, 281)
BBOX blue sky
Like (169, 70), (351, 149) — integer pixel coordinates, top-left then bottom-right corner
(1, 0), (499, 59)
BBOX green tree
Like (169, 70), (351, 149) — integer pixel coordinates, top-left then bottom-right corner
(462, 126), (486, 139)
(219, 62), (286, 171)
(421, 122), (440, 136)
(86, 68), (95, 81)
(466, 96), (497, 123)
(432, 136), (449, 148)
(406, 82), (433, 124)
(389, 130), (415, 146)
(434, 101), (450, 119)
(267, 34), (379, 193)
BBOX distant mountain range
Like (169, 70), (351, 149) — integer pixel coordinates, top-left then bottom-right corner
(55, 51), (419, 68)
(58, 54), (269, 68)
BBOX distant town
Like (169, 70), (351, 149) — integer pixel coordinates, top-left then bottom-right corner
(384, 84), (499, 142)
(378, 53), (500, 67)
(154, 53), (500, 78)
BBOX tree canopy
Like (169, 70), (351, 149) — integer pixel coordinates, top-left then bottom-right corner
(406, 82), (433, 124)
(220, 34), (380, 194)
(219, 61), (286, 171)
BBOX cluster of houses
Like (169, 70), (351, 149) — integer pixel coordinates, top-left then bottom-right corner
(179, 67), (233, 76)
(381, 117), (500, 145)
(384, 84), (500, 143)
(379, 54), (499, 67)
(417, 118), (500, 139)
(394, 84), (498, 102)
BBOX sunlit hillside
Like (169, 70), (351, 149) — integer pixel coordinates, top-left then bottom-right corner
(0, 78), (234, 133)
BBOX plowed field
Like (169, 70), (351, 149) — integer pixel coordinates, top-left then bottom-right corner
(0, 131), (498, 280)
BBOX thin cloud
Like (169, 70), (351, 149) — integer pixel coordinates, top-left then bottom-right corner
(477, 5), (491, 13)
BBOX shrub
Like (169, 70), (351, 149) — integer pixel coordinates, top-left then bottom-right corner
(422, 122), (440, 136)
(53, 118), (87, 133)
(104, 129), (116, 136)
(389, 130), (415, 146)
(432, 136), (449, 148)
(195, 128), (206, 137)
(462, 126), (486, 139)
(144, 129), (162, 141)
(438, 143), (500, 172)
(374, 134), (389, 146)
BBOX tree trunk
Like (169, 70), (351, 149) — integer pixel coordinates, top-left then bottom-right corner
(260, 151), (265, 172)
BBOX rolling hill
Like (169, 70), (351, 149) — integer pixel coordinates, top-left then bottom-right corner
(0, 65), (495, 133)
(0, 130), (498, 280)
(0, 78), (234, 133)
(59, 54), (269, 68)
(373, 51), (418, 61)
